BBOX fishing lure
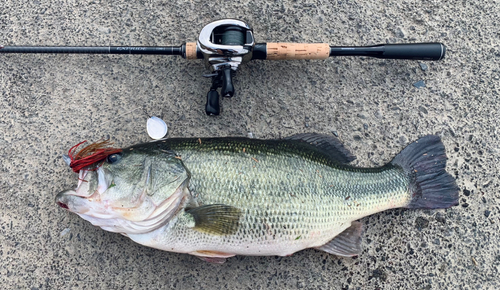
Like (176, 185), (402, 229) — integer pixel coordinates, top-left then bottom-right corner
(67, 140), (122, 173)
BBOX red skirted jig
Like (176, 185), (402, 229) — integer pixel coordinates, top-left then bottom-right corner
(68, 140), (122, 173)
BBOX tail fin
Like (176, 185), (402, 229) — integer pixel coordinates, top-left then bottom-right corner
(391, 135), (459, 209)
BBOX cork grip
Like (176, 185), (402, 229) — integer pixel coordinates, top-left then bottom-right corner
(267, 43), (330, 60)
(185, 42), (197, 59)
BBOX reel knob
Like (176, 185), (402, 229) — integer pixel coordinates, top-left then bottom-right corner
(221, 67), (234, 98)
(205, 89), (220, 115)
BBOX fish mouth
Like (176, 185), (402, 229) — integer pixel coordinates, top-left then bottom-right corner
(56, 201), (69, 209)
(55, 168), (108, 213)
(55, 168), (189, 234)
(55, 166), (134, 217)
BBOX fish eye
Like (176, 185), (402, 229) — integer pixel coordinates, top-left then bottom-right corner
(106, 153), (122, 164)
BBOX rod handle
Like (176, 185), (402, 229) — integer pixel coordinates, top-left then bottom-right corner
(185, 42), (198, 59)
(266, 43), (330, 60)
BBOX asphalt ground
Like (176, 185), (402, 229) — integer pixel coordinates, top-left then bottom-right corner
(0, 1), (499, 289)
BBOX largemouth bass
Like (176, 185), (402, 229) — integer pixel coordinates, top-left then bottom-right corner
(55, 134), (458, 263)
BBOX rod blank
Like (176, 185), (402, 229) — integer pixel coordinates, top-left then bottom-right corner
(0, 46), (183, 55)
(0, 43), (446, 60)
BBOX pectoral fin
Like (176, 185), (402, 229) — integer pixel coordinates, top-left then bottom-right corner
(315, 222), (363, 257)
(185, 204), (241, 235)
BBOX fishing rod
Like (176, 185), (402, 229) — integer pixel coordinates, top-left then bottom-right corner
(0, 19), (446, 116)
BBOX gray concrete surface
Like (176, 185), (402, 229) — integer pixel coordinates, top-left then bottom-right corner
(0, 1), (499, 289)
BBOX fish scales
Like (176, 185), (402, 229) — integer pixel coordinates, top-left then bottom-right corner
(137, 138), (412, 256)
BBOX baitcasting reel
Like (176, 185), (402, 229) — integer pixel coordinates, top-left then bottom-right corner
(196, 19), (256, 114)
(0, 19), (446, 115)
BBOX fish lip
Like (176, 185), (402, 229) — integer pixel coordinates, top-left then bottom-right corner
(55, 190), (71, 209)
(55, 190), (73, 206)
(55, 189), (91, 214)
(57, 201), (69, 209)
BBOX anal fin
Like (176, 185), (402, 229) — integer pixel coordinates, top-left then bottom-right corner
(315, 222), (363, 257)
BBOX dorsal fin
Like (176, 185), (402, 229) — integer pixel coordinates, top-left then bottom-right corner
(284, 133), (356, 164)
